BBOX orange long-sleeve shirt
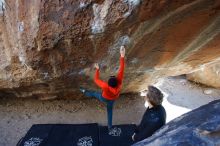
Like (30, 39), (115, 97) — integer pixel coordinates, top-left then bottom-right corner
(94, 57), (125, 100)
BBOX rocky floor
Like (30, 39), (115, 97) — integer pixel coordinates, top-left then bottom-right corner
(1, 76), (220, 146)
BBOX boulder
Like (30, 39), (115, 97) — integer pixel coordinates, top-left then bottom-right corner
(187, 61), (220, 88)
(0, 0), (219, 98)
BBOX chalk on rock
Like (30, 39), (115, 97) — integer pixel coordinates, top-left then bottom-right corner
(203, 89), (213, 95)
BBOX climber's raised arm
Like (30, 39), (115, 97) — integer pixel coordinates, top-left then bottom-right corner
(117, 46), (125, 83)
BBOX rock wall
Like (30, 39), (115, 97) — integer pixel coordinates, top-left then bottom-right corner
(187, 61), (220, 88)
(0, 0), (219, 99)
(133, 100), (220, 146)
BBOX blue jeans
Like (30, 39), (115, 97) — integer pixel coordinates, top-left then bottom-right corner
(84, 90), (115, 128)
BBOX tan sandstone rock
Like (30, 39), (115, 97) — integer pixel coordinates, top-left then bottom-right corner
(187, 61), (220, 88)
(0, 0), (219, 99)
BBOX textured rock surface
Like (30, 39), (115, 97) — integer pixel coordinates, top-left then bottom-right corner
(133, 100), (220, 146)
(0, 0), (220, 98)
(187, 61), (220, 88)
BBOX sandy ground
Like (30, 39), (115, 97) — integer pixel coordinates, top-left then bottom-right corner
(155, 76), (220, 122)
(0, 76), (220, 146)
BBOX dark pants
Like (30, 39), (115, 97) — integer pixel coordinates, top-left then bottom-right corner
(84, 90), (115, 128)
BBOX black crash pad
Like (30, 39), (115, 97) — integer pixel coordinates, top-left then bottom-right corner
(46, 124), (99, 146)
(17, 124), (53, 146)
(99, 124), (137, 146)
(17, 123), (99, 146)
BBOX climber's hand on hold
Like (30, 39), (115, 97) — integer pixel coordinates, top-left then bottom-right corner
(120, 46), (125, 57)
(94, 63), (99, 70)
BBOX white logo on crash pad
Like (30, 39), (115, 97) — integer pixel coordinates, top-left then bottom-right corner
(24, 137), (43, 146)
(77, 136), (93, 146)
(108, 127), (122, 136)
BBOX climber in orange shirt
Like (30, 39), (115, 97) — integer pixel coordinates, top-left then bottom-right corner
(80, 46), (125, 129)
